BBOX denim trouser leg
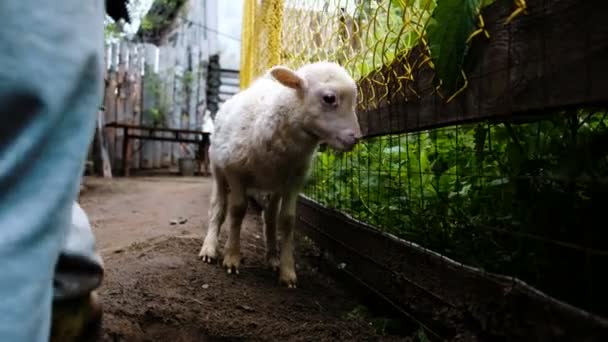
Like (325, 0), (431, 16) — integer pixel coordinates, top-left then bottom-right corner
(0, 1), (104, 341)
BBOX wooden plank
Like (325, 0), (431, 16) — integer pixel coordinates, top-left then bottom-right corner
(122, 127), (129, 176)
(96, 110), (112, 178)
(105, 121), (207, 136)
(141, 44), (157, 169)
(126, 134), (201, 144)
(124, 44), (136, 172)
(153, 137), (162, 169)
(115, 43), (126, 172)
(130, 45), (142, 170)
(357, 0), (608, 138)
(161, 131), (172, 167)
(296, 196), (608, 341)
(103, 72), (118, 165)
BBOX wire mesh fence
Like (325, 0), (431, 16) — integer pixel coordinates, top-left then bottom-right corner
(241, 0), (530, 104)
(305, 110), (608, 317)
(243, 0), (446, 98)
(239, 0), (608, 328)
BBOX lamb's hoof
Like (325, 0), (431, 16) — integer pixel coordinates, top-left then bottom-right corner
(266, 254), (280, 272)
(222, 252), (241, 275)
(279, 269), (297, 288)
(198, 243), (217, 263)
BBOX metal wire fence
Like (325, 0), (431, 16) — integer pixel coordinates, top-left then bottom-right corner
(241, 0), (528, 102)
(305, 111), (608, 317)
(239, 0), (608, 327)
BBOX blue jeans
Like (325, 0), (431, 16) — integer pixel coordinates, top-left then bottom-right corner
(0, 1), (105, 341)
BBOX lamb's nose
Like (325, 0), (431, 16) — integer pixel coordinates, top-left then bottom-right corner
(346, 130), (361, 145)
(344, 130), (361, 146)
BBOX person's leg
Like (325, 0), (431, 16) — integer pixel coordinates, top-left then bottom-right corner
(0, 1), (104, 341)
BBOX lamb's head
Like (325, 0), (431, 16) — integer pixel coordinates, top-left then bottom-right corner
(269, 62), (362, 152)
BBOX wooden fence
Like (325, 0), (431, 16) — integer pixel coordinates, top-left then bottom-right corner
(100, 41), (144, 174)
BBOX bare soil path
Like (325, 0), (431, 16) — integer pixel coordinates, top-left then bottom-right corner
(80, 176), (407, 341)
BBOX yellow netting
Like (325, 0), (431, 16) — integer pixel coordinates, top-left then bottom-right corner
(240, 0), (284, 90)
(240, 0), (524, 106)
(239, 0), (442, 108)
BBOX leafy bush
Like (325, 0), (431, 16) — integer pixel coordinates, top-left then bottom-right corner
(305, 109), (608, 314)
(143, 65), (171, 127)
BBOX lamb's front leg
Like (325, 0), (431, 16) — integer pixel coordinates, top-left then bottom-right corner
(278, 192), (298, 288)
(199, 170), (227, 262)
(222, 182), (247, 274)
(263, 194), (281, 271)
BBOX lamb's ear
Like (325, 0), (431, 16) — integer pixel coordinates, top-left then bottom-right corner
(269, 66), (307, 90)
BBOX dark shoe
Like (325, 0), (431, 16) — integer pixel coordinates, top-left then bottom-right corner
(50, 291), (103, 342)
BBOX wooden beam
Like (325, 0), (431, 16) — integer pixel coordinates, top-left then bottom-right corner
(357, 0), (608, 138)
(296, 196), (608, 341)
(122, 127), (130, 176)
(126, 134), (202, 144)
(105, 121), (207, 136)
(95, 110), (112, 178)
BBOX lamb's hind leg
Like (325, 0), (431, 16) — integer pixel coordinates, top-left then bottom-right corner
(263, 194), (281, 271)
(198, 169), (227, 262)
(222, 179), (247, 274)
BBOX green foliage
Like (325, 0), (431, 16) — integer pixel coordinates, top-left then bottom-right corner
(182, 70), (195, 95)
(350, 0), (503, 94)
(104, 21), (121, 40)
(426, 0), (480, 93)
(139, 0), (185, 34)
(305, 110), (608, 311)
(344, 304), (407, 336)
(416, 328), (431, 342)
(182, 71), (194, 86)
(143, 65), (171, 126)
(104, 15), (126, 42)
(354, 0), (436, 80)
(140, 17), (156, 31)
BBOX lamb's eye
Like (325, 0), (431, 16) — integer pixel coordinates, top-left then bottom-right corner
(322, 94), (336, 104)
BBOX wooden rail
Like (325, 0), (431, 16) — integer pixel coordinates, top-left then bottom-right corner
(296, 196), (608, 341)
(105, 122), (210, 176)
(356, 0), (608, 138)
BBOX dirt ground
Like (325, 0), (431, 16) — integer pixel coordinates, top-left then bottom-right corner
(79, 176), (408, 341)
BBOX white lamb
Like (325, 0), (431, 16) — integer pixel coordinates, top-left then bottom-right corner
(198, 61), (362, 288)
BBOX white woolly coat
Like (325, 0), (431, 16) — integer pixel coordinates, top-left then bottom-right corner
(210, 75), (318, 193)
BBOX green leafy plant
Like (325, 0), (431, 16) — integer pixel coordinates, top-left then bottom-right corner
(305, 109), (608, 315)
(352, 0), (437, 80)
(139, 0), (186, 36)
(351, 0), (499, 94)
(426, 0), (481, 93)
(182, 70), (195, 95)
(143, 65), (171, 127)
(104, 14), (126, 42)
